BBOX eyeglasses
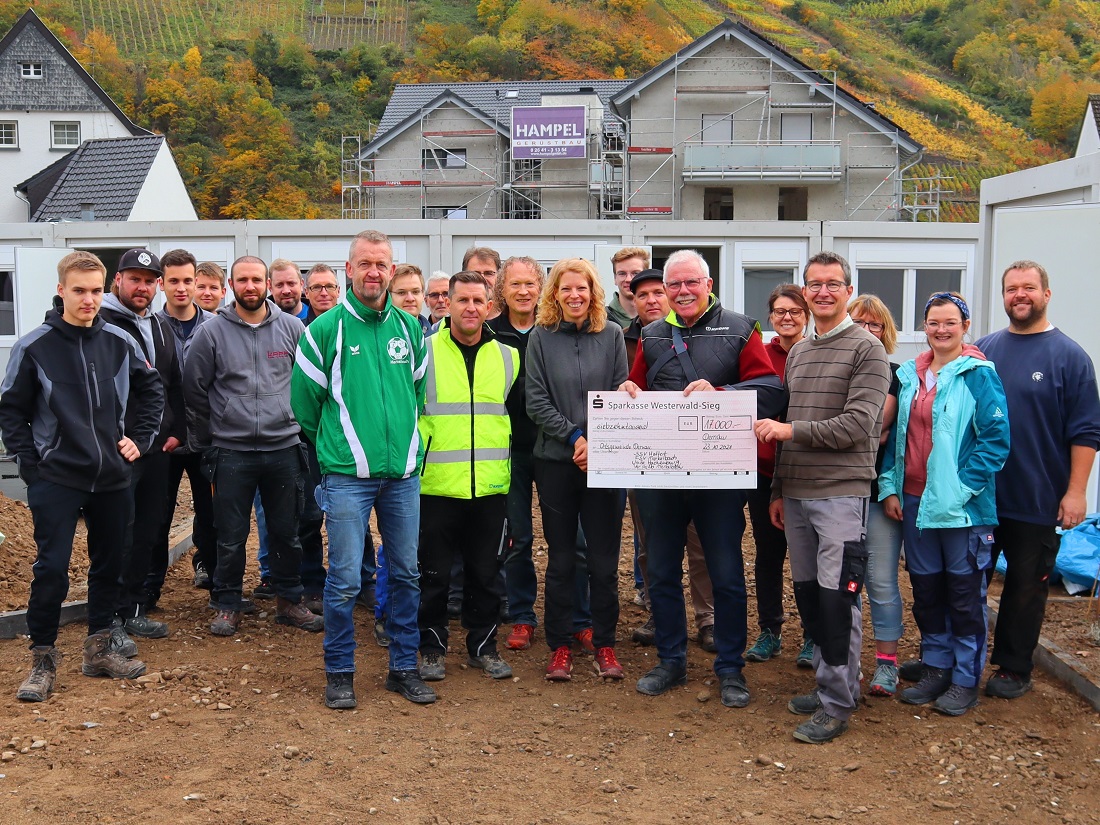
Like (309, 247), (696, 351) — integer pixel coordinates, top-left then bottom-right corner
(805, 281), (848, 294)
(426, 291), (448, 300)
(308, 284), (339, 293)
(770, 308), (805, 319)
(852, 318), (884, 333)
(665, 278), (705, 292)
(924, 320), (962, 331)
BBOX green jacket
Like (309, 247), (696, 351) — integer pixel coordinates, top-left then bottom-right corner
(291, 292), (427, 479)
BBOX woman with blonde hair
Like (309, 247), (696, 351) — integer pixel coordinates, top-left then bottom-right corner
(526, 258), (628, 681)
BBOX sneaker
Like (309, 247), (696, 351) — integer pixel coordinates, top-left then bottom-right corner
(573, 628), (595, 652)
(206, 597), (257, 615)
(793, 708), (849, 744)
(373, 618), (391, 648)
(109, 617), (139, 658)
(545, 646), (573, 681)
(275, 597), (324, 632)
(635, 661), (687, 696)
(303, 592), (324, 615)
(796, 637), (815, 669)
(933, 683), (979, 716)
(744, 629), (782, 663)
(125, 611), (169, 639)
(325, 672), (356, 710)
(210, 608), (241, 637)
(631, 616), (655, 646)
(787, 687), (823, 715)
(984, 668), (1033, 700)
(594, 647), (624, 679)
(252, 579), (275, 600)
(899, 665), (952, 705)
(468, 652), (513, 679)
(419, 652), (446, 682)
(506, 623), (534, 650)
(16, 646), (59, 702)
(81, 630), (146, 679)
(697, 625), (717, 653)
(192, 561), (211, 589)
(385, 669), (437, 704)
(632, 590), (647, 608)
(898, 658), (924, 682)
(720, 672), (751, 708)
(868, 661), (899, 697)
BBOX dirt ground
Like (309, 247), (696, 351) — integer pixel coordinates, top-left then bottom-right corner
(1, 495), (1098, 825)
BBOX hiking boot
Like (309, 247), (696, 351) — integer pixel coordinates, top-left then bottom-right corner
(720, 672), (751, 708)
(636, 661), (687, 696)
(744, 629), (782, 663)
(447, 598), (462, 619)
(252, 579), (274, 600)
(631, 616), (655, 645)
(933, 683), (979, 716)
(192, 561), (211, 589)
(356, 585), (376, 611)
(385, 669), (437, 704)
(275, 597), (324, 632)
(868, 661), (899, 697)
(374, 618), (391, 648)
(468, 652), (513, 679)
(545, 646), (573, 681)
(125, 609), (169, 639)
(796, 637), (815, 668)
(109, 617), (139, 658)
(573, 628), (595, 652)
(899, 665), (952, 705)
(325, 672), (356, 710)
(697, 625), (717, 653)
(303, 592), (324, 615)
(793, 708), (849, 744)
(419, 652), (446, 682)
(506, 623), (534, 650)
(17, 646), (59, 702)
(899, 658), (924, 682)
(207, 597), (257, 615)
(787, 687), (823, 715)
(594, 647), (624, 679)
(210, 608), (241, 637)
(984, 668), (1033, 700)
(81, 630), (146, 679)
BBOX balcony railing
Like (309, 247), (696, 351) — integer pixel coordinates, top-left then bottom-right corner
(682, 142), (842, 182)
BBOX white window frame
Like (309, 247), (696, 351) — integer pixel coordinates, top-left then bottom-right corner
(422, 147), (467, 170)
(733, 241), (807, 333)
(51, 121), (81, 150)
(0, 121), (17, 148)
(849, 242), (974, 343)
(19, 62), (43, 79)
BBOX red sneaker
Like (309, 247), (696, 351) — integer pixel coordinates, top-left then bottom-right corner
(545, 646), (573, 681)
(573, 628), (594, 652)
(594, 647), (624, 679)
(506, 623), (534, 650)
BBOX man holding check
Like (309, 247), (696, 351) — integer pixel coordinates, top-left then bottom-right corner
(618, 249), (784, 707)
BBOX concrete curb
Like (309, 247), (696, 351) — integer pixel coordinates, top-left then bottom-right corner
(988, 601), (1100, 713)
(0, 531), (194, 641)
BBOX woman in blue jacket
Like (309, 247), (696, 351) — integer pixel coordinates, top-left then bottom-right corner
(878, 292), (1010, 717)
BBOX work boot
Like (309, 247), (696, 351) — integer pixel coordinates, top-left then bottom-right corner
(898, 658), (924, 682)
(275, 597), (324, 632)
(303, 592), (324, 615)
(210, 607), (241, 637)
(16, 646), (60, 702)
(109, 617), (139, 658)
(124, 606), (169, 639)
(631, 616), (655, 645)
(697, 625), (717, 653)
(374, 617), (391, 648)
(325, 672), (356, 710)
(81, 630), (146, 679)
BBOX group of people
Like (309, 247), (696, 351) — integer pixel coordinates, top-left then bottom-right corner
(2, 233), (1097, 746)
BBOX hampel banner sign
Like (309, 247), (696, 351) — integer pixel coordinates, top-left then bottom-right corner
(511, 106), (587, 159)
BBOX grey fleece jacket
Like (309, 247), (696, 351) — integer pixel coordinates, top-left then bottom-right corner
(526, 319), (628, 463)
(183, 302), (305, 451)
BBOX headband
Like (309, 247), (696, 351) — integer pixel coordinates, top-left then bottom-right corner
(925, 292), (970, 321)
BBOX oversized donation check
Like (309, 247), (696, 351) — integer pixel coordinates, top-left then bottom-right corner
(586, 390), (757, 489)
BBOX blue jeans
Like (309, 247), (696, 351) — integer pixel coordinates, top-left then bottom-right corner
(319, 473), (421, 673)
(865, 500), (904, 642)
(635, 487), (748, 675)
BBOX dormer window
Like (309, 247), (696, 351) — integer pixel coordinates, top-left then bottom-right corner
(19, 62), (43, 79)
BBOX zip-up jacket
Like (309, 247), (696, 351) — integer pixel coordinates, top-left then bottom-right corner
(291, 291), (427, 479)
(487, 313), (537, 453)
(526, 319), (628, 464)
(157, 304), (216, 454)
(183, 302), (304, 451)
(879, 348), (1011, 529)
(419, 322), (518, 498)
(100, 295), (185, 451)
(0, 311), (164, 492)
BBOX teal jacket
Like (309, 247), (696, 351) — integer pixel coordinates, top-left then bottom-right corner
(878, 347), (1010, 529)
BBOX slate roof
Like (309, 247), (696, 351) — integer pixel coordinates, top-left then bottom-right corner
(26, 135), (163, 221)
(1088, 94), (1100, 133)
(0, 9), (148, 134)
